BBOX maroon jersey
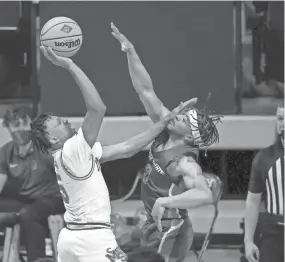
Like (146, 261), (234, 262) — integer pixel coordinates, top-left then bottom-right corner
(141, 129), (199, 220)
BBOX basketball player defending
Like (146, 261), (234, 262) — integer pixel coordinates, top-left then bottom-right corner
(30, 46), (197, 262)
(111, 23), (222, 261)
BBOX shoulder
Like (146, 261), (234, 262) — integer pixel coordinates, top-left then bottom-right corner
(0, 141), (14, 158)
(252, 145), (274, 168)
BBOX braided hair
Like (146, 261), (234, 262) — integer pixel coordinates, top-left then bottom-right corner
(30, 113), (53, 154)
(189, 93), (222, 149)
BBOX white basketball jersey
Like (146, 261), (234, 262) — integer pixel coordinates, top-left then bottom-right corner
(52, 128), (111, 229)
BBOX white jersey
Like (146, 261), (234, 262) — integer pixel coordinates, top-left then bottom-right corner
(52, 128), (111, 229)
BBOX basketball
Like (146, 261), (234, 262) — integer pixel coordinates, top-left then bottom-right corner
(40, 17), (83, 58)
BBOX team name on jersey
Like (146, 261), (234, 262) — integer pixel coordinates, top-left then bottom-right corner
(149, 150), (165, 175)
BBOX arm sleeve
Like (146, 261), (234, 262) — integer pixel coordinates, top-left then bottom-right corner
(61, 128), (102, 177)
(248, 151), (266, 193)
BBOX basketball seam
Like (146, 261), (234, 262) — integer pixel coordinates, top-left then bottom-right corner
(41, 34), (82, 41)
(41, 21), (79, 37)
(41, 44), (81, 52)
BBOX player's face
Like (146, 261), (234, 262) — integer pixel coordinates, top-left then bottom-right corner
(167, 112), (193, 138)
(176, 156), (198, 179)
(45, 116), (76, 145)
(276, 106), (284, 139)
(7, 116), (32, 145)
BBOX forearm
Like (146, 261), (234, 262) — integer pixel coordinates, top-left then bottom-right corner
(244, 199), (260, 243)
(160, 189), (213, 210)
(126, 48), (154, 94)
(124, 121), (165, 157)
(67, 62), (106, 112)
(0, 174), (7, 195)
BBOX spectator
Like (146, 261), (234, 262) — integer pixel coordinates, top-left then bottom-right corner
(0, 105), (65, 262)
(244, 102), (284, 262)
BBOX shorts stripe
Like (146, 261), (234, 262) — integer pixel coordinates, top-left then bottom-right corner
(158, 219), (184, 262)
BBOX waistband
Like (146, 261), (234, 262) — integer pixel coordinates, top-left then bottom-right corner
(66, 222), (113, 231)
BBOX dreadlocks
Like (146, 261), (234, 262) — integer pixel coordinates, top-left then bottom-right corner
(190, 93), (222, 148)
(30, 113), (53, 154)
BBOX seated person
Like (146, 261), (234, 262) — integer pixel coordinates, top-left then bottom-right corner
(0, 105), (65, 262)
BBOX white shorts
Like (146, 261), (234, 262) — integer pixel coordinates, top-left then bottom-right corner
(57, 227), (128, 262)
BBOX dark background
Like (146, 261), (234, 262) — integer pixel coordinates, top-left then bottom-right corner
(39, 1), (236, 116)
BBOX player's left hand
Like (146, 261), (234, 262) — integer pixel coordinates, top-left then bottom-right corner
(160, 98), (198, 125)
(40, 46), (72, 69)
(151, 198), (165, 232)
(111, 22), (134, 52)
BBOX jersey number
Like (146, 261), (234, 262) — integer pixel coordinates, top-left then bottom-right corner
(56, 174), (70, 204)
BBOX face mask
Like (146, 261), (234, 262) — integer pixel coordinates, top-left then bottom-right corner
(10, 130), (31, 145)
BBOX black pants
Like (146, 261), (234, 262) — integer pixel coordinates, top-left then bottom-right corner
(0, 196), (65, 262)
(259, 213), (284, 262)
(260, 232), (284, 262)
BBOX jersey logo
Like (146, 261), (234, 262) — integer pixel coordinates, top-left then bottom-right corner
(105, 246), (128, 262)
(9, 163), (18, 168)
(143, 164), (152, 184)
(149, 150), (165, 175)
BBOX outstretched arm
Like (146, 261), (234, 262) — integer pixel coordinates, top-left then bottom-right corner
(100, 98), (197, 163)
(111, 23), (170, 123)
(41, 47), (106, 148)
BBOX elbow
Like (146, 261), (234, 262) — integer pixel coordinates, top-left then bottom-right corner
(88, 104), (106, 114)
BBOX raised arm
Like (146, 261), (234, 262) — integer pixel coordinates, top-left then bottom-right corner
(40, 47), (106, 148)
(100, 98), (197, 163)
(111, 23), (170, 123)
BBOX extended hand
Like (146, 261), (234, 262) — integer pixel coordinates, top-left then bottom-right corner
(151, 198), (165, 232)
(111, 22), (134, 52)
(40, 46), (72, 69)
(161, 97), (198, 125)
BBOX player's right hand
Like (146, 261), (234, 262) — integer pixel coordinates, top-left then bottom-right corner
(40, 46), (72, 69)
(161, 98), (198, 125)
(245, 241), (260, 262)
(111, 22), (134, 52)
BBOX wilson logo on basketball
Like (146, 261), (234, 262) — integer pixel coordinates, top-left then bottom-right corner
(54, 39), (81, 48)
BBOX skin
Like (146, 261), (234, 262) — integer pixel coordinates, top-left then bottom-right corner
(244, 106), (284, 262)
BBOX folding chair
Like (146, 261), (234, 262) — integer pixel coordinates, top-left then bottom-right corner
(197, 173), (223, 262)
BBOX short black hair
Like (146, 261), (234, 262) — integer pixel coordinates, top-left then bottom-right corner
(30, 113), (53, 154)
(2, 104), (33, 128)
(127, 247), (165, 262)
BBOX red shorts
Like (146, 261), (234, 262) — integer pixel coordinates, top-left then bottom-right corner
(141, 217), (193, 262)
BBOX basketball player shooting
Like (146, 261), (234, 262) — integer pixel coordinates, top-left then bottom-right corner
(111, 23), (222, 261)
(30, 46), (197, 262)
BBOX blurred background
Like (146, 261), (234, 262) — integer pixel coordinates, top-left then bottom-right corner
(0, 1), (283, 261)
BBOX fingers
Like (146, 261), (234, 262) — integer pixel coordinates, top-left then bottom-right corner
(157, 217), (162, 232)
(111, 22), (120, 35)
(46, 46), (58, 60)
(111, 32), (121, 41)
(246, 249), (259, 262)
(173, 97), (198, 114)
(255, 248), (260, 260)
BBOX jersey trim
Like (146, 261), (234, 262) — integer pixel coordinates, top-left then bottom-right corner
(66, 222), (113, 230)
(60, 151), (95, 181)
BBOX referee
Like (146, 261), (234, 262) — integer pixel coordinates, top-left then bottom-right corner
(244, 103), (284, 262)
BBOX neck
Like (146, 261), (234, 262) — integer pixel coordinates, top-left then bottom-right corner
(165, 133), (186, 150)
(18, 141), (33, 156)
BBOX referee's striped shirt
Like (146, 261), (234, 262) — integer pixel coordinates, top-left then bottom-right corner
(249, 138), (284, 218)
